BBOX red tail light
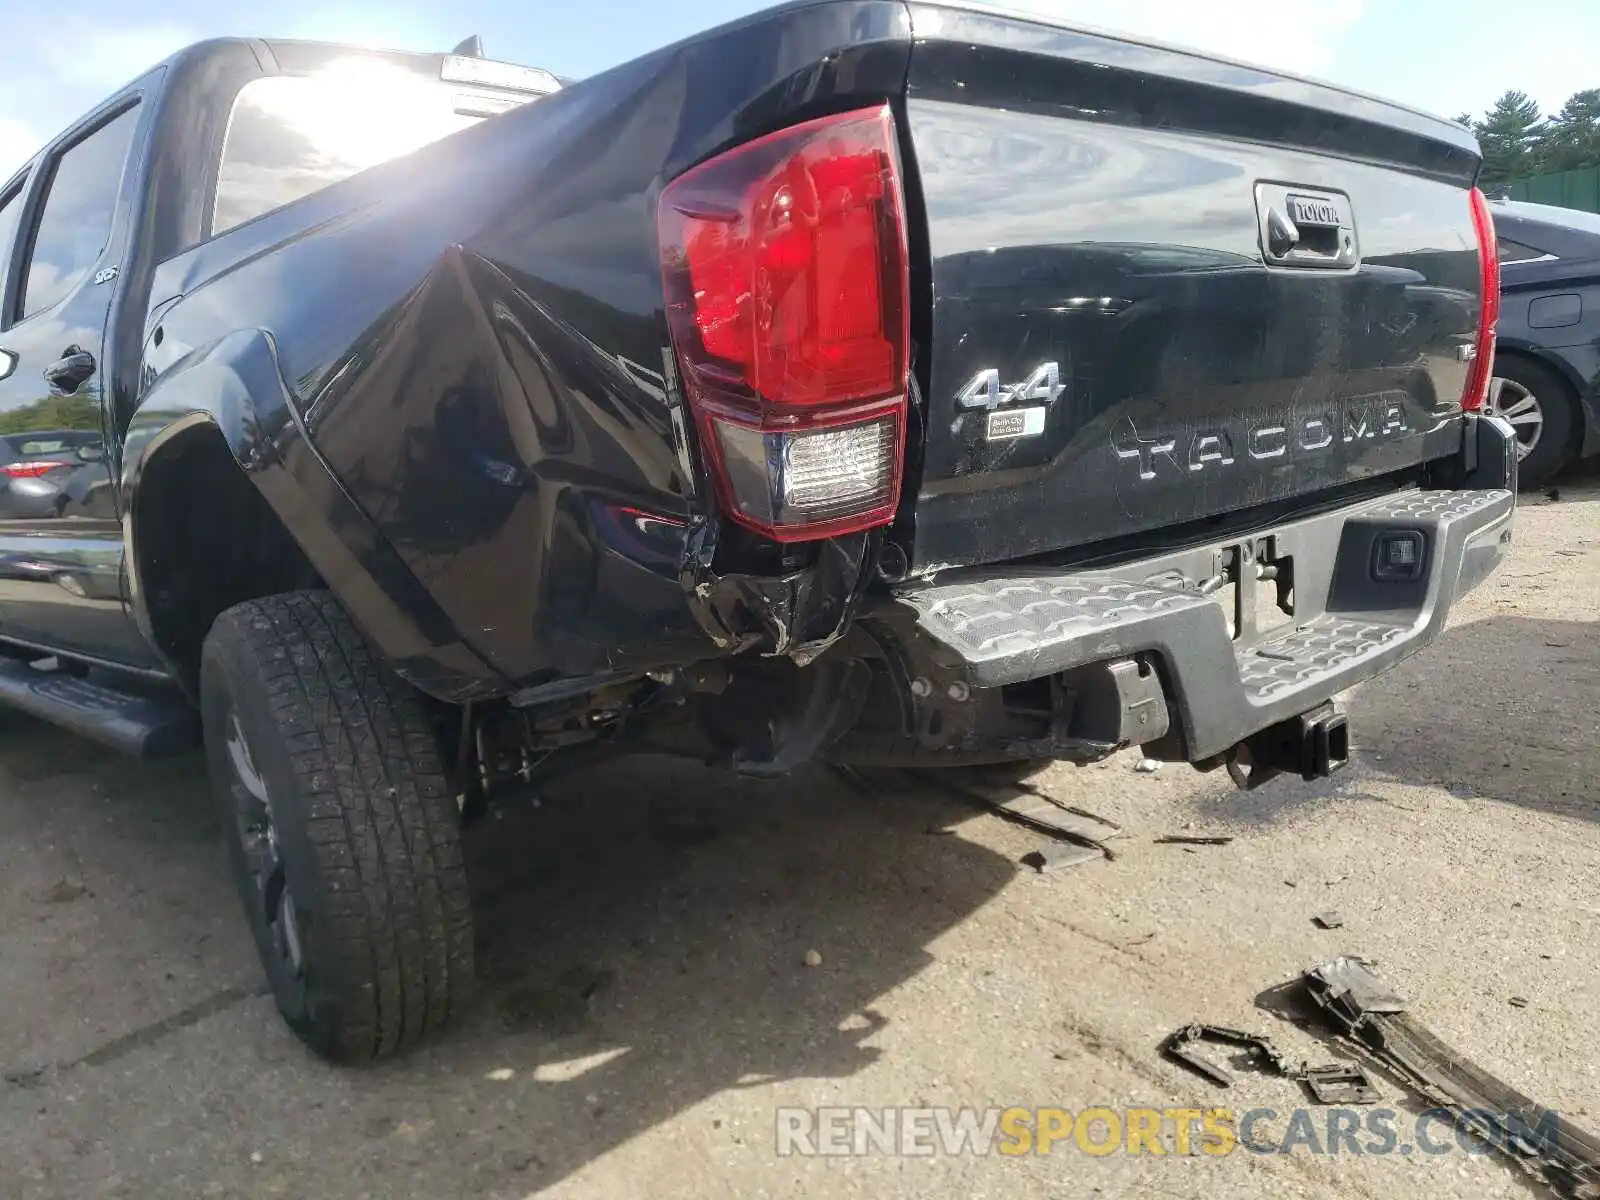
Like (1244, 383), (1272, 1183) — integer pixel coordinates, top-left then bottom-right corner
(1461, 186), (1500, 412)
(658, 105), (910, 542)
(2, 461), (67, 479)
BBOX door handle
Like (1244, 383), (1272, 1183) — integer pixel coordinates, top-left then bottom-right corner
(43, 346), (96, 395)
(0, 348), (16, 382)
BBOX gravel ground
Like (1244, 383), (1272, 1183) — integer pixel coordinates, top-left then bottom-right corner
(2, 473), (1597, 1200)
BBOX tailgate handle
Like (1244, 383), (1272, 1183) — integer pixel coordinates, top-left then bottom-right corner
(1256, 184), (1358, 269)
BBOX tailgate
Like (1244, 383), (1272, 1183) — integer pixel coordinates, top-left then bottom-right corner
(901, 3), (1486, 570)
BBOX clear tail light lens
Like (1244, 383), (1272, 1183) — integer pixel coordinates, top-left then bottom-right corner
(1462, 186), (1500, 412)
(658, 105), (910, 541)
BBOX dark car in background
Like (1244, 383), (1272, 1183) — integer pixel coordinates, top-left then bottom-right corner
(0, 429), (105, 518)
(1490, 199), (1600, 486)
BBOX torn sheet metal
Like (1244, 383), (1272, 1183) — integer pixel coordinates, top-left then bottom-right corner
(1304, 956), (1600, 1199)
(679, 524), (877, 664)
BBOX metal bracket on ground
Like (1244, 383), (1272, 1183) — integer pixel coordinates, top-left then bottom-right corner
(1160, 1023), (1379, 1104)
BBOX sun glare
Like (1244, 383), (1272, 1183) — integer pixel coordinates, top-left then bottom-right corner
(243, 58), (478, 172)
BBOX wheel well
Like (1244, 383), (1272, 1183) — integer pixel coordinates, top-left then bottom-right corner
(1495, 346), (1581, 404)
(134, 424), (322, 694)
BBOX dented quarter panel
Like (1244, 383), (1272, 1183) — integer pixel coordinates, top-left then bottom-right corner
(144, 1), (915, 689)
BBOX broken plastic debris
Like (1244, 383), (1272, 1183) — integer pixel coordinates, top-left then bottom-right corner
(1134, 758), (1163, 773)
(1301, 956), (1600, 1194)
(1023, 843), (1101, 874)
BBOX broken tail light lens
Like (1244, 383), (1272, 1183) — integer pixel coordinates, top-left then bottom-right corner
(658, 105), (910, 541)
(1461, 186), (1500, 413)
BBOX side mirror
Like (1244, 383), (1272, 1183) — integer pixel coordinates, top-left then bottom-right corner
(76, 442), (106, 464)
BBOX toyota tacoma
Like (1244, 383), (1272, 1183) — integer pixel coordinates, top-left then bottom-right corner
(0, 4), (1514, 1060)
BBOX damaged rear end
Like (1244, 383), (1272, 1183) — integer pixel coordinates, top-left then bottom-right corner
(658, 3), (1520, 778)
(202, 2), (1518, 788)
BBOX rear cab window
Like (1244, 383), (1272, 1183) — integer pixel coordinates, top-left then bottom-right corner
(213, 55), (559, 236)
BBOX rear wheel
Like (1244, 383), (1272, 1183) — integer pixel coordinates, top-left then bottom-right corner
(1487, 355), (1578, 489)
(200, 591), (474, 1063)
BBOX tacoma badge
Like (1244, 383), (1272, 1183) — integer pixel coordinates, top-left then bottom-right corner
(1112, 393), (1411, 481)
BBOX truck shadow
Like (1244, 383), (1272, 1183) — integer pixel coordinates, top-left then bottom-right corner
(1197, 610), (1600, 830)
(403, 756), (1012, 1193)
(0, 730), (1012, 1197)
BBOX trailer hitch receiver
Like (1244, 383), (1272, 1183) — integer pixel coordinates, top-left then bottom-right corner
(1227, 702), (1349, 790)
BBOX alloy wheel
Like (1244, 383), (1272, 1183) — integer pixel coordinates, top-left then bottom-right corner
(1485, 376), (1543, 459)
(224, 712), (304, 977)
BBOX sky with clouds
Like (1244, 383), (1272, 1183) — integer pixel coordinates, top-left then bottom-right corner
(4, 0), (1599, 179)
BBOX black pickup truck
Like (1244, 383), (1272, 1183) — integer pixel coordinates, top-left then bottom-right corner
(0, 3), (1515, 1061)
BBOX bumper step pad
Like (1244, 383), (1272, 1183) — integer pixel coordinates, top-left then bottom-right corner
(903, 578), (1216, 683)
(1237, 615), (1408, 701)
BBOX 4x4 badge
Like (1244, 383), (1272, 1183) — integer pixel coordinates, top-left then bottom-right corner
(955, 361), (1065, 411)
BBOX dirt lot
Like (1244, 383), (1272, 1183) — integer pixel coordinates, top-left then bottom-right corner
(2, 474), (1597, 1200)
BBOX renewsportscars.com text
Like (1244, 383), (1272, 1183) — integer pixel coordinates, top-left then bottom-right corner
(776, 1105), (1566, 1159)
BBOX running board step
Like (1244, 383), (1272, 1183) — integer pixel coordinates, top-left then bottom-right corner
(0, 661), (198, 758)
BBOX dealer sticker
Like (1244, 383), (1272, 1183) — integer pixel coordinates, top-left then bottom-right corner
(986, 407), (1047, 442)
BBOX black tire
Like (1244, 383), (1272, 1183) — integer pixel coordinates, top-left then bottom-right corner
(1491, 354), (1578, 490)
(200, 590), (474, 1063)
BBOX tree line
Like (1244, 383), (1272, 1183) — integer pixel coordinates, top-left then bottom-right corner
(0, 393), (101, 436)
(1461, 89), (1600, 193)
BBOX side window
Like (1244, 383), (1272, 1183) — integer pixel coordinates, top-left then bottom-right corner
(20, 104), (140, 320)
(0, 182), (24, 277)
